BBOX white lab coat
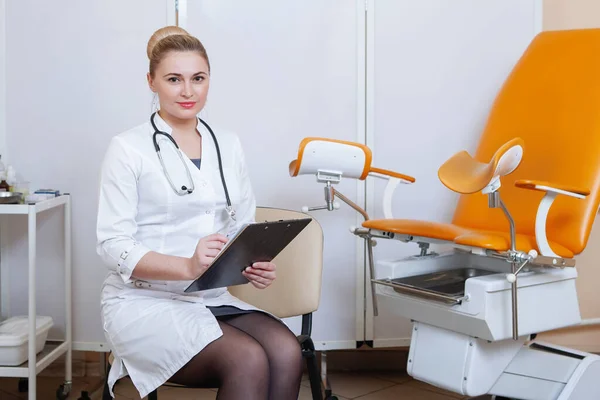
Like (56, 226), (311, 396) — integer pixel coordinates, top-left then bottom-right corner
(96, 113), (266, 398)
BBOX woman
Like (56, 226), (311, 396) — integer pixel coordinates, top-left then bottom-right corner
(96, 26), (303, 400)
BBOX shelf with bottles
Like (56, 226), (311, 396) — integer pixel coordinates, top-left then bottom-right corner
(0, 155), (31, 201)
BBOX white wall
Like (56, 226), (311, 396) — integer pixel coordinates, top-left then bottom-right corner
(1, 0), (362, 351)
(0, 0), (7, 320)
(0, 0), (6, 160)
(0, 0), (544, 352)
(3, 0), (172, 350)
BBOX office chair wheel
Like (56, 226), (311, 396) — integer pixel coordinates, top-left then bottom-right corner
(56, 383), (70, 400)
(326, 396), (338, 400)
(17, 378), (27, 392)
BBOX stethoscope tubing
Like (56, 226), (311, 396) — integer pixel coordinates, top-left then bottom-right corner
(150, 112), (235, 220)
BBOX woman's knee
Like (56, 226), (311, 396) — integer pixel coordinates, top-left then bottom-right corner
(224, 338), (270, 380)
(211, 332), (270, 398)
(269, 328), (303, 368)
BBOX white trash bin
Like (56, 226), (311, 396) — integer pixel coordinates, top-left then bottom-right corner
(0, 316), (54, 366)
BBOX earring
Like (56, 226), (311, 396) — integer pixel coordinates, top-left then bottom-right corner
(151, 93), (159, 112)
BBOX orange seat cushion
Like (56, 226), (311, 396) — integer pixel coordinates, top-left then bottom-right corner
(362, 219), (469, 241)
(362, 219), (573, 258)
(453, 231), (573, 258)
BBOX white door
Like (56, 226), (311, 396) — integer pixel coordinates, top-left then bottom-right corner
(182, 0), (365, 349)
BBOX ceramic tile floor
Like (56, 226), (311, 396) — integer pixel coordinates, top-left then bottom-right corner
(0, 372), (493, 399)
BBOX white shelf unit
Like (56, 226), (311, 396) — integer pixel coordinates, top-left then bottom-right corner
(0, 195), (72, 399)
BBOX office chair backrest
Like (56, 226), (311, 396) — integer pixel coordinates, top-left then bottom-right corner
(452, 29), (600, 256)
(228, 207), (324, 319)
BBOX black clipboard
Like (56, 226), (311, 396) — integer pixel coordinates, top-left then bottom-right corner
(184, 217), (312, 292)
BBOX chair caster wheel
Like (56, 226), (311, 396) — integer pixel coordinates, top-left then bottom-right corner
(77, 390), (92, 399)
(18, 378), (28, 392)
(56, 383), (70, 400)
(326, 396), (338, 400)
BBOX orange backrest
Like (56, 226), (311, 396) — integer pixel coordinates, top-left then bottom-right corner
(451, 29), (600, 256)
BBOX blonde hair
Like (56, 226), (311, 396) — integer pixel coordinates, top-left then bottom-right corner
(146, 26), (210, 77)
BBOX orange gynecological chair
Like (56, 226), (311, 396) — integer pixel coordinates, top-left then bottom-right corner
(288, 29), (600, 399)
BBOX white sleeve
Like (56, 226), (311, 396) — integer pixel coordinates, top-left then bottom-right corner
(233, 136), (257, 226)
(96, 136), (151, 284)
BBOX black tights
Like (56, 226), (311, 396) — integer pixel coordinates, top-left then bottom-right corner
(167, 312), (303, 400)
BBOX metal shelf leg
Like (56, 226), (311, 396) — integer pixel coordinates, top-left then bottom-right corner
(28, 208), (36, 400)
(64, 197), (72, 394)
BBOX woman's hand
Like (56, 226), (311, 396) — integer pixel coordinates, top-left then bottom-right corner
(187, 233), (229, 279)
(243, 262), (276, 289)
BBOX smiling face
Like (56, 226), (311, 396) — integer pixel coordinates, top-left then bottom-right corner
(147, 51), (210, 122)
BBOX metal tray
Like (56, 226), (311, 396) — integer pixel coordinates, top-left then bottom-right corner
(392, 268), (494, 296)
(373, 268), (496, 304)
(0, 192), (23, 204)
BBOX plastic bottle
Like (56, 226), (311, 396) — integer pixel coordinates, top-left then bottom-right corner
(0, 155), (5, 181)
(6, 166), (15, 191)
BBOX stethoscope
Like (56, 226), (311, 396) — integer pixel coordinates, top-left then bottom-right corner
(150, 111), (236, 221)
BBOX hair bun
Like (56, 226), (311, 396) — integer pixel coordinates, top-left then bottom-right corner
(147, 26), (190, 59)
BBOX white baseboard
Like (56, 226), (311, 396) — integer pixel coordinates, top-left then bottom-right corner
(373, 338), (411, 348)
(73, 340), (359, 352)
(73, 342), (110, 352)
(313, 340), (358, 351)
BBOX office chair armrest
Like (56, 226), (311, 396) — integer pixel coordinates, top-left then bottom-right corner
(515, 179), (589, 257)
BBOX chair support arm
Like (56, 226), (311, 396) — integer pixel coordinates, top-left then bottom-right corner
(382, 178), (401, 219)
(369, 167), (415, 183)
(369, 169), (415, 219)
(515, 180), (589, 257)
(515, 179), (590, 199)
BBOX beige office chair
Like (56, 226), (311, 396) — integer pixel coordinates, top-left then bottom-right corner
(103, 206), (334, 400)
(229, 206), (333, 400)
(229, 206), (323, 318)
